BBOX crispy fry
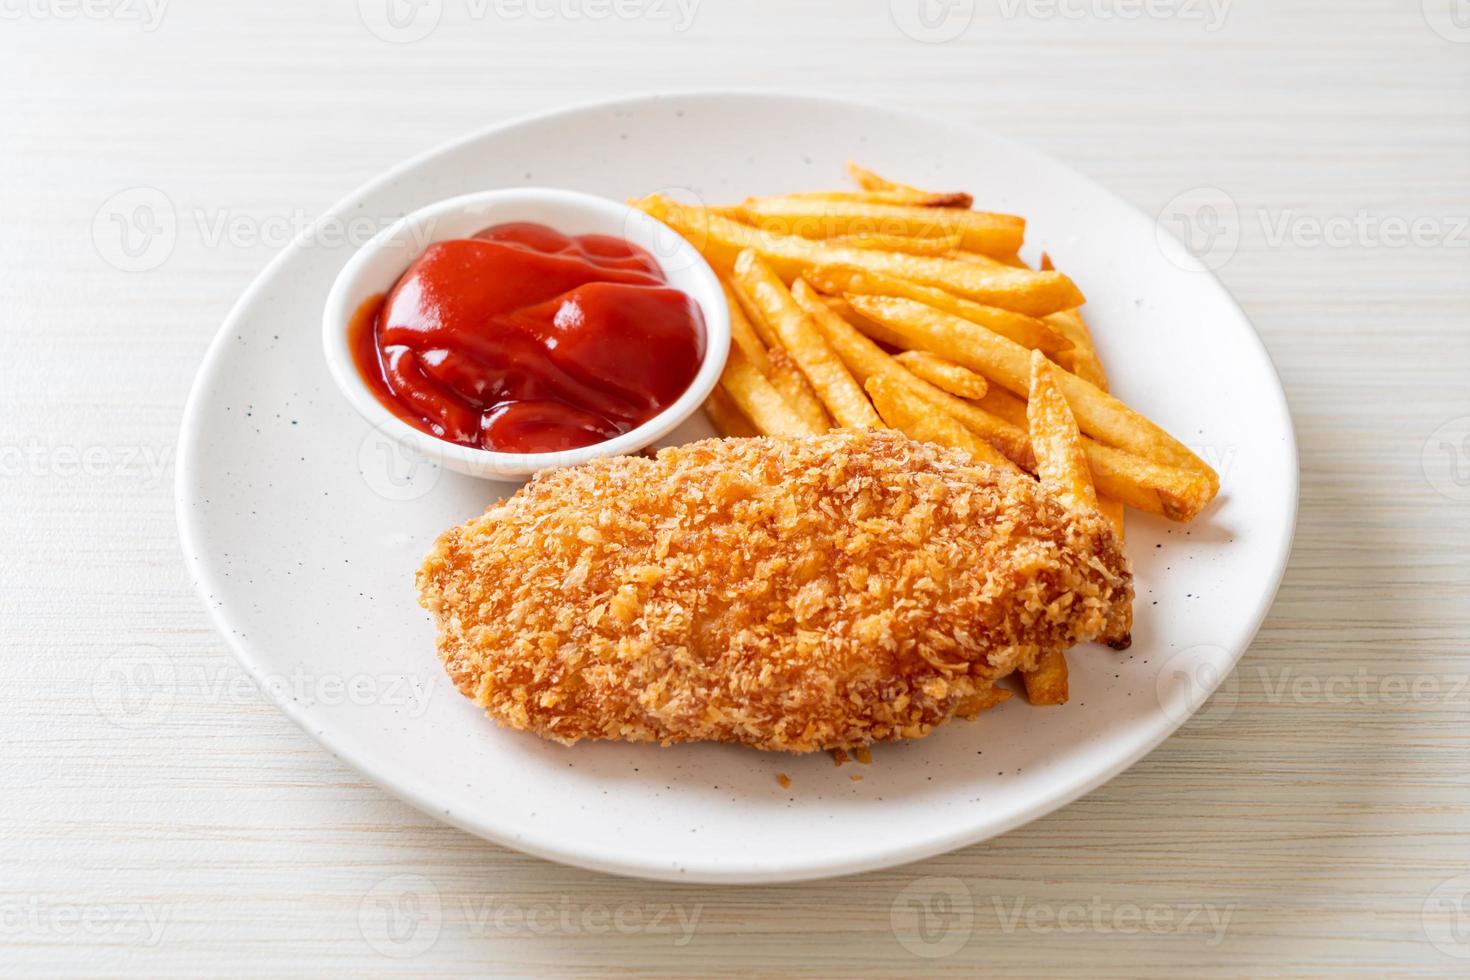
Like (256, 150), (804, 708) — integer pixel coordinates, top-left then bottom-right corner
(779, 189), (973, 208)
(1039, 252), (1109, 390)
(739, 196), (1024, 259)
(974, 387), (1029, 428)
(629, 195), (1083, 317)
(719, 346), (820, 438)
(844, 295), (1218, 498)
(865, 373), (1016, 471)
(894, 350), (990, 399)
(732, 251), (880, 430)
(796, 287), (1027, 468)
(1022, 649), (1069, 706)
(721, 280), (770, 374)
(828, 308), (1214, 519)
(1047, 309), (1108, 391)
(725, 276), (782, 351)
(821, 294), (912, 350)
(1027, 350), (1098, 514)
(1095, 495), (1133, 648)
(1028, 350), (1133, 651)
(767, 347), (832, 433)
(802, 264), (1071, 354)
(1097, 496), (1126, 541)
(704, 384), (760, 439)
(825, 231), (963, 256)
(846, 162), (975, 208)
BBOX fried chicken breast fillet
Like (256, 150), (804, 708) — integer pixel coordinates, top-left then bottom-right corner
(417, 429), (1132, 753)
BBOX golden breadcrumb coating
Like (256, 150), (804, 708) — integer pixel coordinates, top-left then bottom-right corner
(417, 429), (1131, 753)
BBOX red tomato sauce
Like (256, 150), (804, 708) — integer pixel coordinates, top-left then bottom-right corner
(348, 222), (706, 454)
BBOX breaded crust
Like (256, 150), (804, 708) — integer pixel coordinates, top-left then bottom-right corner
(417, 429), (1131, 753)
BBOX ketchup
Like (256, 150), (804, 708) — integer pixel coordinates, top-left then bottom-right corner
(348, 222), (706, 454)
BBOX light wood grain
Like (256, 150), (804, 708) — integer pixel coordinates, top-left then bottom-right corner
(3, 1), (1468, 975)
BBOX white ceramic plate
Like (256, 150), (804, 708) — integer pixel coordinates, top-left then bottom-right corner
(177, 92), (1297, 884)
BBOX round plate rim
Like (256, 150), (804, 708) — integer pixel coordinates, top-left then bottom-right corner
(175, 89), (1299, 884)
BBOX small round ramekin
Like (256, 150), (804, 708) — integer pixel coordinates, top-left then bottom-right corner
(321, 188), (729, 480)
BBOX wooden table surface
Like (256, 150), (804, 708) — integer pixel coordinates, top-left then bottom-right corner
(4, 1), (1468, 975)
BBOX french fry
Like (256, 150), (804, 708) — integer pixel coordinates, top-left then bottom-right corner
(1021, 351), (1104, 680)
(736, 277), (838, 431)
(1047, 309), (1109, 391)
(956, 684), (1012, 718)
(738, 196), (1024, 259)
(778, 189), (973, 209)
(974, 387), (1029, 428)
(1022, 649), (1069, 706)
(1097, 494), (1133, 648)
(732, 251), (881, 430)
(1028, 350), (1132, 650)
(846, 162), (975, 209)
(894, 350), (990, 399)
(825, 231), (963, 256)
(802, 264), (1071, 354)
(719, 346), (820, 438)
(1039, 252), (1109, 391)
(829, 306), (1214, 519)
(844, 295), (1218, 498)
(767, 347), (832, 433)
(794, 285), (1027, 468)
(629, 195), (1083, 317)
(725, 276), (782, 351)
(703, 384), (759, 439)
(821, 295), (912, 350)
(865, 373), (1016, 471)
(722, 280), (770, 374)
(1027, 350), (1099, 514)
(1097, 496), (1126, 541)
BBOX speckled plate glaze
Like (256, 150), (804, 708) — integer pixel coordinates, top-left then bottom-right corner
(177, 92), (1297, 884)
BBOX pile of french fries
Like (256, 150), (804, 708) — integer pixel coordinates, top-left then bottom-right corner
(632, 164), (1220, 707)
